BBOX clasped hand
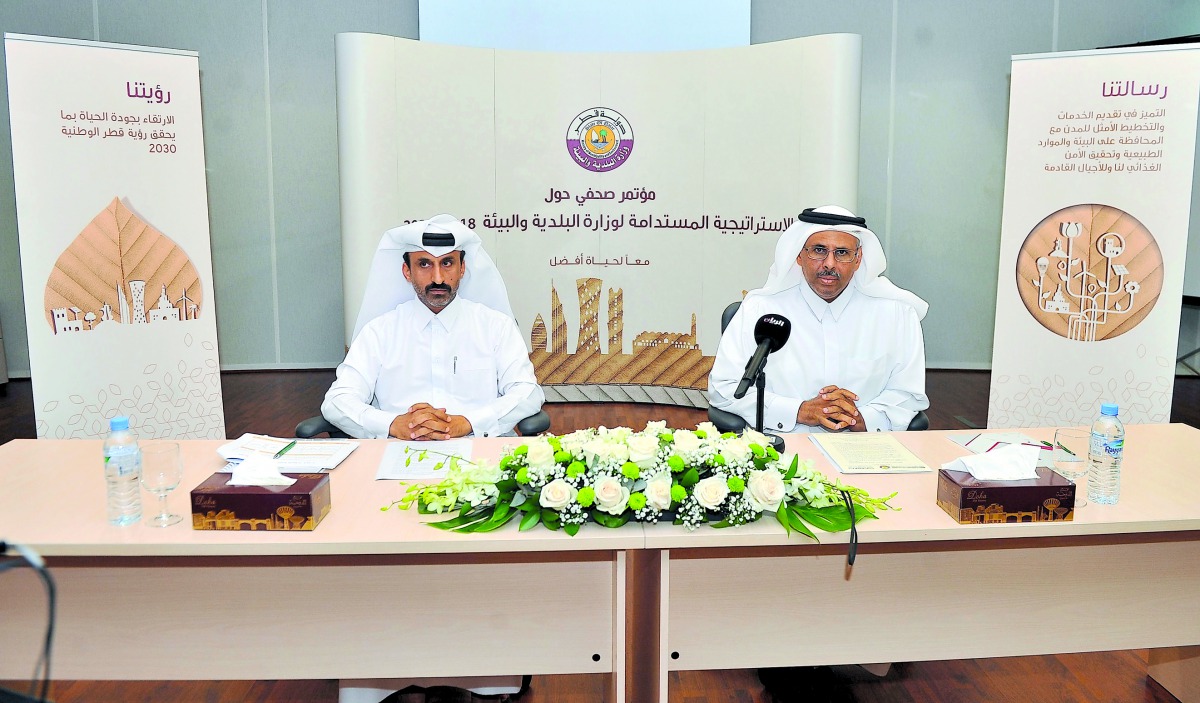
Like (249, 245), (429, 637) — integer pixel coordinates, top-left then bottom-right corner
(797, 385), (864, 432)
(389, 402), (472, 440)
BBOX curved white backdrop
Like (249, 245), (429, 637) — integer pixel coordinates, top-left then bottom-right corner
(335, 33), (861, 404)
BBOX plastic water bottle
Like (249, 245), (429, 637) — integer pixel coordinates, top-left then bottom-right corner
(103, 416), (142, 525)
(1087, 403), (1124, 505)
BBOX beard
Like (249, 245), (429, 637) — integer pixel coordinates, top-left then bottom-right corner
(414, 282), (456, 309)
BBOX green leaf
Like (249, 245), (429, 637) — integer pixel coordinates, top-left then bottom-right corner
(793, 504), (853, 533)
(782, 455), (799, 481)
(427, 508), (489, 529)
(472, 510), (519, 533)
(710, 519), (731, 528)
(564, 522), (580, 536)
(786, 507), (818, 541)
(680, 467), (700, 487)
(775, 506), (791, 535)
(853, 504), (878, 523)
(593, 511), (630, 528)
(519, 508), (542, 531)
(492, 501), (511, 523)
(510, 492), (527, 508)
(496, 478), (517, 492)
(542, 509), (561, 531)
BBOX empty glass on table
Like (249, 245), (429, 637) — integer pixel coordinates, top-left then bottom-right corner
(140, 441), (184, 527)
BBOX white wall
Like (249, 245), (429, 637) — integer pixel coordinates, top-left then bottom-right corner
(2, 0), (1198, 377)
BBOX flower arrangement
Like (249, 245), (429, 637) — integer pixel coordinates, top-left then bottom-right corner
(386, 421), (897, 539)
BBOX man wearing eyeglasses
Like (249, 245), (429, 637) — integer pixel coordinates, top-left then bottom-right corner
(708, 205), (929, 434)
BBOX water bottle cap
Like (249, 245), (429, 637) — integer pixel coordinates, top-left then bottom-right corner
(1100, 403), (1119, 416)
(109, 416), (130, 431)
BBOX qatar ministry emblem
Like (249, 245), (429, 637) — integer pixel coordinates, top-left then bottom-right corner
(566, 107), (634, 172)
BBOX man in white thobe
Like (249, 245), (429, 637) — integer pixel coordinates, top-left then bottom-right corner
(326, 214), (539, 702)
(708, 205), (929, 434)
(323, 214), (544, 441)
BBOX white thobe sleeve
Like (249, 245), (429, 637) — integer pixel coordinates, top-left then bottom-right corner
(857, 307), (929, 432)
(460, 317), (545, 437)
(707, 305), (803, 431)
(321, 323), (398, 439)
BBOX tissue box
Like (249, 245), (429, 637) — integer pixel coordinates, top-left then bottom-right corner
(190, 472), (331, 531)
(936, 467), (1075, 524)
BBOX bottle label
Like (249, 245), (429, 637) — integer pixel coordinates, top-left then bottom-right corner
(1090, 434), (1123, 459)
(107, 453), (141, 477)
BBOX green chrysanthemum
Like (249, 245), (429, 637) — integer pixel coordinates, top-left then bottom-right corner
(621, 461), (640, 480)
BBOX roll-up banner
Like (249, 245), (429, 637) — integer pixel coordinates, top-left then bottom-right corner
(335, 33), (862, 406)
(5, 34), (225, 439)
(989, 44), (1200, 427)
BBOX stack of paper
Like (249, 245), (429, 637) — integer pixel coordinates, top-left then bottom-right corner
(217, 433), (357, 472)
(809, 433), (931, 474)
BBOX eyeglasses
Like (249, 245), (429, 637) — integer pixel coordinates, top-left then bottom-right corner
(802, 245), (860, 263)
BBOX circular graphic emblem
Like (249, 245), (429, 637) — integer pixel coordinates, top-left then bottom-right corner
(566, 107), (634, 172)
(1016, 204), (1162, 341)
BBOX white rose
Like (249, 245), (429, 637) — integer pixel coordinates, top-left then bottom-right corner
(465, 461), (502, 485)
(539, 478), (577, 510)
(742, 428), (771, 449)
(720, 437), (752, 464)
(745, 469), (786, 513)
(645, 420), (668, 434)
(644, 473), (674, 511)
(626, 434), (660, 468)
(607, 440), (629, 464)
(693, 475), (730, 510)
(696, 421), (719, 438)
(583, 438), (609, 464)
(672, 429), (702, 454)
(525, 439), (556, 468)
(593, 475), (631, 515)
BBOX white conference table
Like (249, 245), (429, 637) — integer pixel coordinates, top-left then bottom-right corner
(1, 425), (1199, 703)
(637, 423), (1200, 703)
(0, 437), (641, 703)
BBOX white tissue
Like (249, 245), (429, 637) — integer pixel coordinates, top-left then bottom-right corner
(942, 443), (1041, 481)
(227, 453), (297, 487)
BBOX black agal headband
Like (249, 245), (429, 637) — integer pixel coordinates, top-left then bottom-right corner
(797, 208), (867, 228)
(421, 230), (456, 247)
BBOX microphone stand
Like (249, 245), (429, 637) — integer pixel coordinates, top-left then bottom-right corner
(753, 371), (786, 453)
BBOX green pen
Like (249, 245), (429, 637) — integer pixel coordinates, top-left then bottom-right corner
(273, 440), (297, 459)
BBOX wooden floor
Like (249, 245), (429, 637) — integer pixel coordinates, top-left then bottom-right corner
(1, 369), (1197, 703)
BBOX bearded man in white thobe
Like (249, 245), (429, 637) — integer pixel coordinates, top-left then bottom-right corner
(323, 214), (544, 442)
(327, 216), (539, 702)
(708, 205), (928, 435)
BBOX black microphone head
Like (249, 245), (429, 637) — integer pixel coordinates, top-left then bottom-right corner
(752, 314), (791, 352)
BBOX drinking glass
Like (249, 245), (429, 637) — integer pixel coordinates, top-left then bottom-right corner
(141, 442), (183, 527)
(1052, 428), (1089, 508)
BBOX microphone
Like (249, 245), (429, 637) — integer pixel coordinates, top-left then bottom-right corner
(733, 314), (791, 399)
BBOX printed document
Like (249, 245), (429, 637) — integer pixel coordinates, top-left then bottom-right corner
(217, 433), (357, 471)
(376, 439), (474, 480)
(810, 433), (931, 473)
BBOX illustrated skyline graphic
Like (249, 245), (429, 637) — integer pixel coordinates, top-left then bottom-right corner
(529, 277), (714, 392)
(44, 197), (203, 335)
